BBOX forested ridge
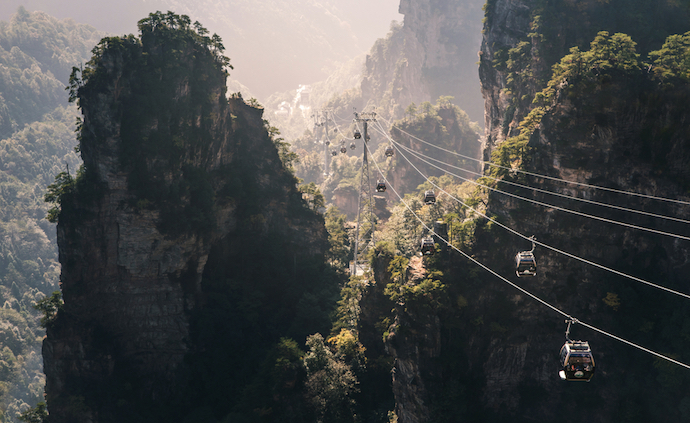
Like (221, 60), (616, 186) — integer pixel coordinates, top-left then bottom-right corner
(0, 8), (100, 422)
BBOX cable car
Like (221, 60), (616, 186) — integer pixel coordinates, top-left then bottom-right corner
(376, 180), (386, 192)
(340, 146), (347, 154)
(515, 251), (537, 277)
(559, 340), (595, 381)
(385, 146), (394, 157)
(424, 190), (436, 205)
(515, 236), (537, 277)
(331, 150), (337, 156)
(354, 130), (361, 139)
(350, 142), (356, 150)
(421, 237), (435, 255)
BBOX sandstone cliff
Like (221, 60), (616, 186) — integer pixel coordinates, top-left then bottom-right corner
(44, 13), (333, 423)
(359, 0), (485, 122)
(359, 1), (690, 422)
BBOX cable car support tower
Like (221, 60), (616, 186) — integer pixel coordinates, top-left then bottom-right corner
(351, 111), (377, 276)
(312, 109), (333, 177)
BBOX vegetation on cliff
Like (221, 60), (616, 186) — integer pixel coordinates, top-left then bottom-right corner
(41, 11), (361, 423)
(485, 0), (690, 138)
(388, 97), (481, 194)
(55, 11), (231, 235)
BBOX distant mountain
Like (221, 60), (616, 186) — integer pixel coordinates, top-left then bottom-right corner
(0, 0), (402, 99)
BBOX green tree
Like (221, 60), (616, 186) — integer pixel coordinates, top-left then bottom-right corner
(33, 291), (62, 327)
(19, 402), (48, 423)
(43, 167), (75, 223)
(587, 31), (640, 72)
(649, 31), (690, 83)
(324, 205), (350, 268)
(267, 121), (299, 176)
(300, 182), (326, 212)
(304, 333), (359, 423)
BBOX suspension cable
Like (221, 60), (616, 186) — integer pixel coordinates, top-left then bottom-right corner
(376, 126), (690, 226)
(364, 140), (690, 371)
(373, 123), (690, 242)
(378, 116), (690, 207)
(370, 122), (690, 301)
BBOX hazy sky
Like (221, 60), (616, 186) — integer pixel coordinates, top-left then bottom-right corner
(1, 0), (403, 99)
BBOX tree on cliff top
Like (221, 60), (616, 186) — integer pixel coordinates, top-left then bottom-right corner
(60, 11), (236, 235)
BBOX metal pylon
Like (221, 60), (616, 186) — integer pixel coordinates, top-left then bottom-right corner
(351, 111), (377, 276)
(311, 109), (332, 178)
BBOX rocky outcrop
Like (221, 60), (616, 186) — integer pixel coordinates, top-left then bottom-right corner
(384, 256), (440, 423)
(370, 1), (690, 422)
(478, 0), (535, 152)
(359, 0), (485, 122)
(44, 14), (328, 423)
(469, 1), (690, 421)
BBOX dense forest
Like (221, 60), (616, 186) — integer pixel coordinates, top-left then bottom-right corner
(0, 8), (101, 422)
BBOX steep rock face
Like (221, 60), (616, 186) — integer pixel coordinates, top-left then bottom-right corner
(44, 16), (327, 423)
(478, 0), (690, 156)
(466, 75), (690, 421)
(360, 0), (485, 122)
(467, 1), (690, 421)
(370, 2), (690, 422)
(478, 0), (535, 151)
(365, 252), (441, 423)
(384, 256), (440, 423)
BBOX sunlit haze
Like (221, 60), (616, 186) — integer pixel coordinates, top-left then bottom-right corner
(0, 0), (403, 99)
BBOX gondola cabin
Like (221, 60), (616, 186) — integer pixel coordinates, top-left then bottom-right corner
(385, 146), (394, 157)
(559, 341), (595, 381)
(421, 237), (435, 255)
(354, 130), (362, 139)
(376, 181), (386, 192)
(424, 190), (436, 205)
(515, 251), (537, 277)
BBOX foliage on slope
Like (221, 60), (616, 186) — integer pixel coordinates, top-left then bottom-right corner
(496, 29), (690, 188)
(388, 97), (481, 195)
(485, 0), (690, 138)
(39, 11), (358, 423)
(0, 7), (101, 139)
(0, 9), (99, 422)
(428, 16), (690, 422)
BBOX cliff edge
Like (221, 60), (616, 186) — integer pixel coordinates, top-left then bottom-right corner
(44, 12), (331, 422)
